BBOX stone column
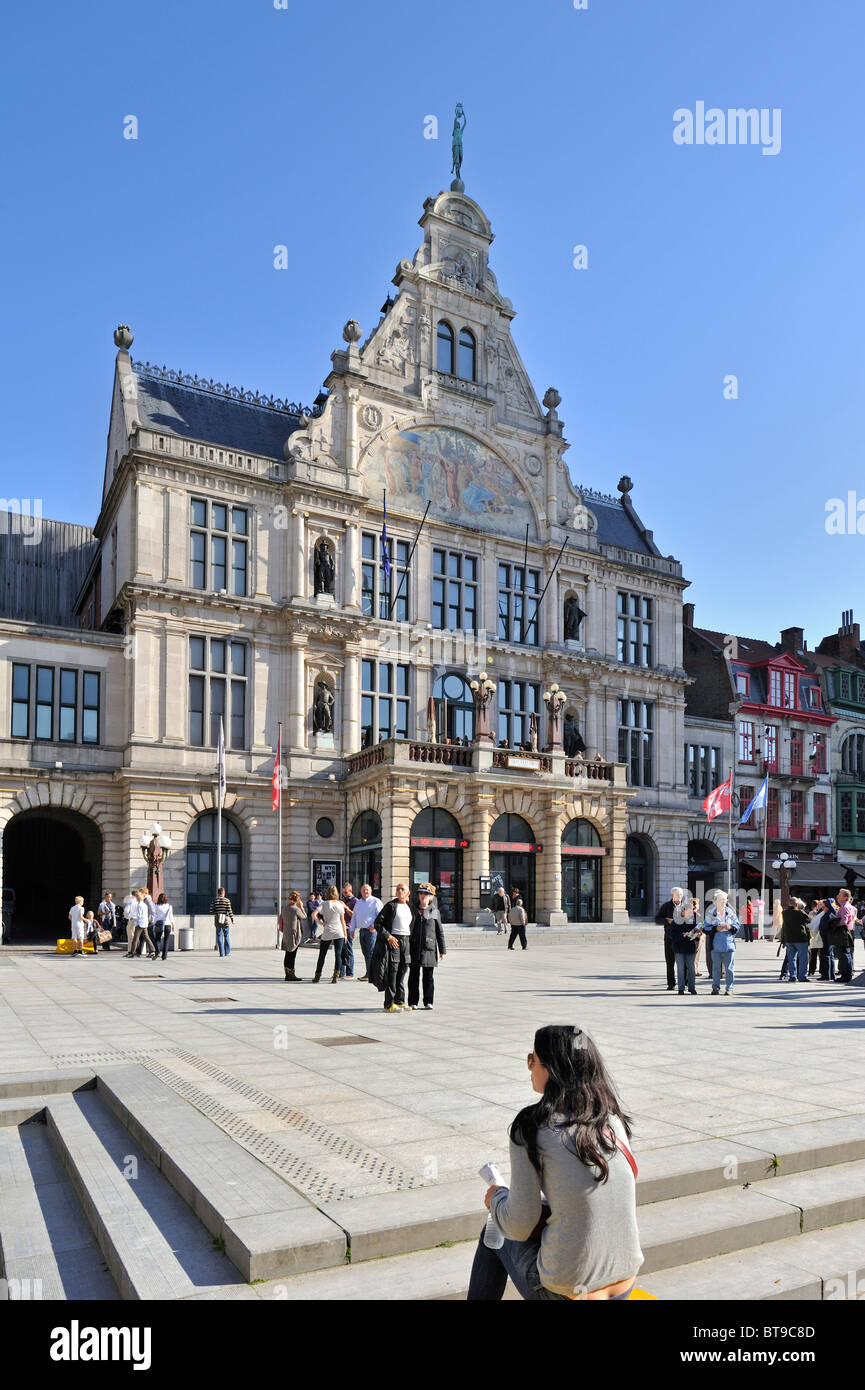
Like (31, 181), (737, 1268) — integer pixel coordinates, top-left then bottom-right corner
(163, 622), (186, 743)
(343, 522), (361, 610)
(466, 797), (494, 924)
(342, 643), (360, 754)
(164, 488), (186, 584)
(291, 509), (306, 601)
(345, 389), (360, 478)
(288, 635), (308, 749)
(536, 803), (566, 925)
(606, 776), (630, 923)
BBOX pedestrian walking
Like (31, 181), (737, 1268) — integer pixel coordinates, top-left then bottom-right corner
(669, 888), (700, 995)
(490, 884), (509, 935)
(408, 886), (446, 1009)
(97, 891), (116, 951)
(703, 889), (739, 996)
(742, 897), (754, 943)
(374, 882), (419, 1012)
(781, 897), (811, 983)
(507, 893), (529, 951)
(122, 891), (137, 951)
(351, 883), (384, 981)
(152, 893), (175, 961)
(281, 891), (306, 980)
(210, 886), (234, 957)
(654, 887), (686, 991)
(68, 896), (87, 955)
(340, 882), (358, 978)
(312, 885), (348, 983)
(126, 890), (157, 959)
(466, 1024), (643, 1301)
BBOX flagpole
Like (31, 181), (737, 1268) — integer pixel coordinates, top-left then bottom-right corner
(216, 719), (224, 907)
(760, 783), (769, 936)
(726, 765), (733, 895)
(388, 500), (431, 620)
(277, 721), (283, 949)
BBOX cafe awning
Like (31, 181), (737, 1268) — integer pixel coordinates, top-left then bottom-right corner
(739, 860), (865, 887)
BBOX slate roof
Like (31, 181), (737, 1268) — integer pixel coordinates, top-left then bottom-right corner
(692, 627), (779, 660)
(586, 494), (657, 555)
(0, 519), (98, 628)
(134, 367), (305, 459)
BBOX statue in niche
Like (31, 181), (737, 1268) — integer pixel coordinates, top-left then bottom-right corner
(563, 713), (585, 759)
(312, 680), (335, 734)
(563, 595), (586, 642)
(313, 539), (335, 596)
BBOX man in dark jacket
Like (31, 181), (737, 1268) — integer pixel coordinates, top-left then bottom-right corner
(408, 887), (447, 1010)
(655, 888), (684, 991)
(489, 885), (509, 935)
(374, 883), (420, 1012)
(824, 892), (855, 982)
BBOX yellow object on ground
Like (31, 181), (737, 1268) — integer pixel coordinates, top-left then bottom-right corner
(627, 1287), (658, 1300)
(55, 939), (95, 953)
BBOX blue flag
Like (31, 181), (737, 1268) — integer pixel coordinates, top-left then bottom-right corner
(381, 496), (391, 584)
(739, 774), (768, 825)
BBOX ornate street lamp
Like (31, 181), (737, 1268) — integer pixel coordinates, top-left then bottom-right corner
(139, 821), (173, 900)
(542, 682), (566, 752)
(469, 671), (497, 743)
(771, 851), (798, 910)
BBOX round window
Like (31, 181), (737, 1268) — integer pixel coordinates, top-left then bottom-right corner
(315, 817), (335, 839)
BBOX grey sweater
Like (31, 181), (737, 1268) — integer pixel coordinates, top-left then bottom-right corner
(490, 1114), (644, 1295)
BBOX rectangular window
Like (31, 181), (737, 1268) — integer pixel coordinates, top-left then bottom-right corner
(617, 699), (654, 787)
(361, 661), (410, 745)
(857, 793), (865, 837)
(841, 791), (853, 834)
(735, 672), (750, 697)
(59, 669), (77, 742)
(685, 744), (697, 795)
(763, 725), (777, 767)
(82, 672), (100, 744)
(813, 793), (827, 836)
(790, 731), (803, 774)
(432, 548), (478, 631)
(497, 680), (540, 748)
(783, 672), (796, 709)
(11, 664), (30, 738)
(738, 721), (754, 762)
(811, 733), (827, 773)
(35, 666), (54, 740)
(767, 787), (779, 833)
(790, 789), (804, 829)
(840, 672), (851, 701)
(740, 785), (756, 822)
(362, 532), (410, 622)
(616, 592), (653, 667)
(188, 637), (247, 748)
(190, 499), (248, 594)
(769, 669), (782, 706)
(807, 685), (823, 710)
(498, 563), (540, 645)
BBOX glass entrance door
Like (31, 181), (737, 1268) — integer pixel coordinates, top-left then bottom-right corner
(562, 856), (602, 921)
(489, 851), (535, 919)
(410, 847), (462, 923)
(625, 836), (651, 918)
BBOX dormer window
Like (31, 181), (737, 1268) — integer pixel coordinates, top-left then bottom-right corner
(458, 328), (476, 381)
(436, 321), (455, 374)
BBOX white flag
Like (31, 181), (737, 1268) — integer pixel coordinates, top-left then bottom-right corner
(217, 718), (226, 807)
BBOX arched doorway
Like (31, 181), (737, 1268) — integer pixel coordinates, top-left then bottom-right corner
(688, 839), (725, 904)
(3, 808), (102, 943)
(490, 813), (537, 918)
(431, 672), (475, 744)
(349, 811), (382, 899)
(409, 808), (465, 922)
(625, 834), (654, 919)
(186, 813), (242, 915)
(562, 818), (603, 922)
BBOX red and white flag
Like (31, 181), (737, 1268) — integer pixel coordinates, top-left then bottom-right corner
(272, 731), (281, 811)
(703, 772), (732, 822)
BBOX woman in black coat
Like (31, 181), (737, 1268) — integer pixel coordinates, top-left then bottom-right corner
(408, 886), (447, 1010)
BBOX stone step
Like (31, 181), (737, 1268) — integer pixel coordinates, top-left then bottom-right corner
(43, 1091), (247, 1300)
(0, 1068), (95, 1100)
(0, 1096), (49, 1127)
(94, 1066), (346, 1280)
(0, 1116), (119, 1301)
(644, 1217), (865, 1301)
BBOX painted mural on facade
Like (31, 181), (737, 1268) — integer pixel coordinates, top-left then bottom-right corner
(363, 426), (536, 539)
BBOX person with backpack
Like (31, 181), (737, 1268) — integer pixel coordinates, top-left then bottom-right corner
(467, 1024), (643, 1301)
(210, 886), (234, 958)
(507, 893), (529, 951)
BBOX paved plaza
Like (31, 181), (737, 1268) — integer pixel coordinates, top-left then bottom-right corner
(2, 936), (864, 1197)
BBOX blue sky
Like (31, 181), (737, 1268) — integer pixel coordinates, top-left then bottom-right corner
(2, 0), (862, 647)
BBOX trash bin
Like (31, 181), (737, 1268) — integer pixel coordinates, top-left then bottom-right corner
(178, 925), (194, 951)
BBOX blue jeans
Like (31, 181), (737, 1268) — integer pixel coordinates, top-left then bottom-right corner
(358, 928), (376, 974)
(340, 934), (355, 978)
(712, 948), (735, 992)
(836, 946), (853, 982)
(785, 941), (808, 981)
(467, 1230), (573, 1301)
(216, 924), (230, 956)
(674, 953), (695, 992)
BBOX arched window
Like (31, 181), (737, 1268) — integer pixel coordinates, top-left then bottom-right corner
(458, 328), (476, 381)
(411, 807), (462, 840)
(186, 813), (242, 914)
(562, 818), (601, 849)
(490, 813), (534, 845)
(842, 732), (865, 776)
(436, 321), (455, 374)
(349, 811), (382, 898)
(432, 671), (475, 743)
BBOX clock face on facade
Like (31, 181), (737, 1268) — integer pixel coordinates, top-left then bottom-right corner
(363, 425), (536, 540)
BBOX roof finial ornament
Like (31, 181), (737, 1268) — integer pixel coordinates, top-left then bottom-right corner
(450, 102), (467, 192)
(114, 324), (133, 350)
(617, 475), (634, 497)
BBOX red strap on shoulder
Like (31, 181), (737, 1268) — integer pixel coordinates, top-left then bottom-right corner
(605, 1127), (638, 1180)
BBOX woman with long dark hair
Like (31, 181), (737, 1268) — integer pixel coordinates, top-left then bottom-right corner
(467, 1024), (643, 1301)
